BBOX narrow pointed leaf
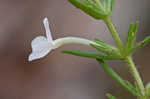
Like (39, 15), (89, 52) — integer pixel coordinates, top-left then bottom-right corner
(94, 39), (117, 50)
(126, 23), (134, 45)
(110, 0), (115, 11)
(133, 22), (139, 33)
(69, 0), (106, 19)
(103, 0), (115, 14)
(124, 81), (138, 94)
(93, 0), (104, 10)
(83, 0), (101, 11)
(124, 81), (135, 90)
(90, 43), (120, 57)
(126, 22), (139, 49)
(106, 93), (116, 99)
(127, 35), (150, 54)
(107, 0), (112, 12)
(103, 0), (108, 9)
(97, 59), (138, 96)
(135, 35), (150, 49)
(62, 50), (122, 60)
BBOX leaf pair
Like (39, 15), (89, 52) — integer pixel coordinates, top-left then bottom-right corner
(68, 0), (115, 20)
(62, 48), (138, 98)
(97, 59), (138, 96)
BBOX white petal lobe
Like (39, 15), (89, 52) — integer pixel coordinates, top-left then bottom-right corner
(31, 36), (47, 51)
(43, 17), (53, 42)
(28, 36), (53, 61)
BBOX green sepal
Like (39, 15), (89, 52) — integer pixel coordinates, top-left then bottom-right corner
(62, 50), (121, 60)
(90, 39), (121, 58)
(94, 39), (118, 50)
(69, 0), (106, 19)
(106, 93), (116, 99)
(125, 22), (139, 50)
(90, 44), (120, 57)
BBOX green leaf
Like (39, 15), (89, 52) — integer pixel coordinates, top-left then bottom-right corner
(106, 0), (112, 13)
(124, 81), (135, 89)
(127, 35), (150, 55)
(68, 0), (115, 20)
(103, 0), (108, 10)
(135, 35), (150, 49)
(110, 0), (115, 12)
(90, 43), (121, 57)
(69, 0), (106, 19)
(82, 0), (102, 11)
(106, 93), (116, 99)
(124, 81), (138, 94)
(62, 50), (121, 60)
(97, 59), (138, 96)
(94, 39), (117, 50)
(125, 22), (139, 49)
(103, 0), (115, 14)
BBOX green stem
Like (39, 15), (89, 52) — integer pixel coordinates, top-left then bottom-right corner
(104, 17), (145, 98)
(103, 17), (124, 49)
(125, 56), (145, 97)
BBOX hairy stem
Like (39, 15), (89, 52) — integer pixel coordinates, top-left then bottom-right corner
(104, 17), (145, 98)
(125, 56), (145, 97)
(104, 17), (124, 49)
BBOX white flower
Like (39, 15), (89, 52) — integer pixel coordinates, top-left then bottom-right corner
(28, 17), (97, 61)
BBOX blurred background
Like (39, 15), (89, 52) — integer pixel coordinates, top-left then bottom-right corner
(0, 0), (150, 99)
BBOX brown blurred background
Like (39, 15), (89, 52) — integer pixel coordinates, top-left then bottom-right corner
(0, 0), (150, 99)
